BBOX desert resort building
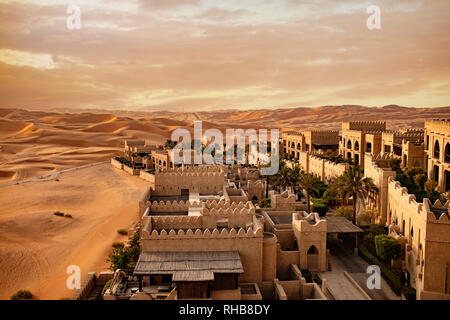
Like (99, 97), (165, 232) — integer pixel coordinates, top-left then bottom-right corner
(73, 119), (450, 301)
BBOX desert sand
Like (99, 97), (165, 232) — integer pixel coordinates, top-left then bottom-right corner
(0, 163), (149, 299)
(0, 105), (448, 299)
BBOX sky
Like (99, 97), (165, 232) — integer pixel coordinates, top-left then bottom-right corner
(0, 0), (449, 112)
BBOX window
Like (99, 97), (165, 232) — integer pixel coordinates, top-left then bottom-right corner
(347, 140), (352, 149)
(366, 142), (372, 153)
(354, 141), (359, 151)
(434, 140), (440, 159)
(445, 143), (450, 163)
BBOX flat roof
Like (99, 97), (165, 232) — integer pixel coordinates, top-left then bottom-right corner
(325, 216), (363, 233)
(134, 251), (244, 281)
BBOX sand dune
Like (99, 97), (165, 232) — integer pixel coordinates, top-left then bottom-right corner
(0, 105), (449, 184)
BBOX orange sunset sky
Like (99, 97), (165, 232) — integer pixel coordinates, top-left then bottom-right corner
(0, 0), (449, 112)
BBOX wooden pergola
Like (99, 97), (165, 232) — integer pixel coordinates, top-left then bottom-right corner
(325, 216), (364, 254)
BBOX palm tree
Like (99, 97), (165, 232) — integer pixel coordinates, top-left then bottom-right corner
(330, 176), (347, 206)
(339, 166), (378, 224)
(297, 173), (321, 213)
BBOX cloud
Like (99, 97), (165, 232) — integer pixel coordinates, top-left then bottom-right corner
(0, 49), (57, 70)
(0, 0), (449, 110)
(138, 0), (200, 11)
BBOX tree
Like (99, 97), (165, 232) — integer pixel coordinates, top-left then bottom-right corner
(404, 167), (424, 182)
(424, 180), (438, 195)
(297, 173), (321, 213)
(330, 176), (347, 206)
(259, 198), (271, 208)
(413, 174), (427, 190)
(374, 234), (401, 263)
(339, 166), (378, 225)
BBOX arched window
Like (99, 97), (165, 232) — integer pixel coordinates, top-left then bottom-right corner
(297, 143), (301, 149)
(291, 142), (295, 148)
(434, 140), (440, 159)
(347, 140), (352, 149)
(354, 141), (359, 151)
(307, 245), (318, 254)
(445, 143), (450, 163)
(163, 161), (166, 167)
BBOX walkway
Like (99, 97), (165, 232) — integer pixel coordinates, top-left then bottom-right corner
(0, 161), (110, 189)
(322, 238), (400, 300)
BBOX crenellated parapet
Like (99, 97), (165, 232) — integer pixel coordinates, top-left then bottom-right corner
(248, 180), (264, 190)
(150, 215), (203, 230)
(145, 226), (263, 240)
(387, 176), (430, 222)
(270, 190), (296, 210)
(343, 121), (386, 132)
(424, 199), (450, 223)
(292, 212), (327, 232)
(201, 200), (255, 216)
(146, 200), (196, 213)
(159, 165), (226, 174)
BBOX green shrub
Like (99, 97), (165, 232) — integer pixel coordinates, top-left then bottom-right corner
(64, 214), (72, 218)
(107, 228), (141, 271)
(312, 202), (327, 217)
(359, 244), (402, 295)
(259, 198), (271, 208)
(368, 224), (387, 239)
(374, 235), (401, 261)
(10, 289), (33, 300)
(53, 211), (64, 217)
(112, 242), (124, 249)
(404, 287), (416, 300)
(117, 229), (128, 236)
(101, 279), (113, 296)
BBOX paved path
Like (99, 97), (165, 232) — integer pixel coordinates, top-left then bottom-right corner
(0, 161), (109, 189)
(322, 238), (400, 300)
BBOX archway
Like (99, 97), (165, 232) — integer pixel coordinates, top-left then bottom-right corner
(446, 170), (450, 192)
(445, 143), (450, 163)
(434, 165), (439, 183)
(307, 245), (318, 254)
(306, 245), (319, 270)
(434, 140), (440, 159)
